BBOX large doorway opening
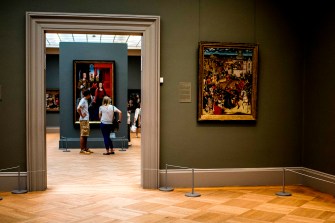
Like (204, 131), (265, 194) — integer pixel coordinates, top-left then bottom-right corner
(26, 12), (160, 191)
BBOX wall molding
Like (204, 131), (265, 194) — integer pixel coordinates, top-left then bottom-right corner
(26, 12), (160, 191)
(0, 172), (27, 192)
(46, 127), (60, 133)
(159, 167), (335, 195)
(159, 167), (303, 187)
(2, 167), (334, 195)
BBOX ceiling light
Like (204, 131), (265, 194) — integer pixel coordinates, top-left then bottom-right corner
(46, 33), (142, 49)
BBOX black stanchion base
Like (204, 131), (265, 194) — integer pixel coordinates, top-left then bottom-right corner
(12, 189), (28, 194)
(159, 186), (174, 192)
(185, 192), (201, 197)
(276, 191), (291, 196)
(63, 150), (71, 152)
(0, 197), (3, 200)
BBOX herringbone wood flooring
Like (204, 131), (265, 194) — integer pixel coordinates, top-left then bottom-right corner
(0, 133), (335, 222)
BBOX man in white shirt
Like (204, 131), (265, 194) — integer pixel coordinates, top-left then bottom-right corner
(77, 89), (93, 154)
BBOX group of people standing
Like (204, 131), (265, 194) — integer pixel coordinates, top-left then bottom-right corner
(77, 72), (109, 121)
(76, 89), (141, 155)
(77, 89), (122, 155)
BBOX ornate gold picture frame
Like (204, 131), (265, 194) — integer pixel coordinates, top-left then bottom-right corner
(198, 42), (259, 121)
(74, 60), (115, 125)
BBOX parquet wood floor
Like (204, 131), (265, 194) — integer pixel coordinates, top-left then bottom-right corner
(1, 133), (335, 222)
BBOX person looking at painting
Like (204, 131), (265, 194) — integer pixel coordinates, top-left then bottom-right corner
(77, 89), (93, 155)
(133, 103), (141, 138)
(127, 105), (132, 146)
(135, 94), (141, 107)
(99, 96), (122, 155)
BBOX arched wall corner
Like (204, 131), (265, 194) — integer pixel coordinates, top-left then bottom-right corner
(26, 12), (160, 191)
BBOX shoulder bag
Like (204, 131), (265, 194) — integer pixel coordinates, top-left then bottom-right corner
(112, 106), (119, 132)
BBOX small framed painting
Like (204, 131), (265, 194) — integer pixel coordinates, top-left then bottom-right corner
(46, 89), (60, 112)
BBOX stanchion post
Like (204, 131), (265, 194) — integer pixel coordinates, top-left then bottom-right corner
(159, 164), (174, 192)
(276, 168), (291, 196)
(11, 165), (28, 194)
(118, 136), (127, 151)
(61, 136), (70, 152)
(185, 168), (201, 197)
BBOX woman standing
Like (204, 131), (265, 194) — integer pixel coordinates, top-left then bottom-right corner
(133, 103), (141, 138)
(99, 96), (122, 155)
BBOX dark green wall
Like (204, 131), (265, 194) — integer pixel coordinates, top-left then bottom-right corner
(1, 0), (333, 175)
(46, 55), (60, 127)
(46, 55), (141, 127)
(303, 2), (335, 175)
(59, 42), (128, 146)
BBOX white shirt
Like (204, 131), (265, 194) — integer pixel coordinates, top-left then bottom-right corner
(99, 105), (121, 124)
(127, 111), (131, 124)
(77, 97), (89, 121)
(134, 108), (141, 121)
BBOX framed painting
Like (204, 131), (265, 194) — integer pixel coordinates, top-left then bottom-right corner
(46, 89), (60, 112)
(198, 42), (259, 121)
(74, 60), (115, 125)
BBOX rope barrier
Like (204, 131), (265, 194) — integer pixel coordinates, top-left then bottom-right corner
(161, 165), (335, 198)
(0, 165), (28, 200)
(286, 169), (335, 185)
(276, 167), (335, 197)
(0, 166), (20, 172)
(159, 164), (174, 192)
(166, 164), (189, 169)
(60, 136), (70, 152)
(159, 163), (201, 197)
(276, 168), (291, 196)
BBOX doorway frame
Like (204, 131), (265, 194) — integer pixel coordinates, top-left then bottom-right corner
(26, 12), (160, 191)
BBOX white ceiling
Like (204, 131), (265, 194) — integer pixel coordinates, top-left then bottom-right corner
(46, 33), (142, 49)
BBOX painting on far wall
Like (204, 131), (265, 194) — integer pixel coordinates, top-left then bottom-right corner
(74, 60), (115, 125)
(46, 89), (60, 112)
(198, 42), (259, 121)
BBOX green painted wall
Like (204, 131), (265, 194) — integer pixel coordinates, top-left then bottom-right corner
(303, 2), (335, 175)
(1, 0), (332, 175)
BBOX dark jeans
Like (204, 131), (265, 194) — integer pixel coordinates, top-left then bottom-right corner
(128, 124), (131, 142)
(100, 122), (114, 150)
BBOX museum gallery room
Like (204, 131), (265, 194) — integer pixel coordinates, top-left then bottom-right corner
(1, 1), (335, 222)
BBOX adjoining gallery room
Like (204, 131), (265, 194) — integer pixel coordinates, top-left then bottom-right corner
(1, 1), (335, 222)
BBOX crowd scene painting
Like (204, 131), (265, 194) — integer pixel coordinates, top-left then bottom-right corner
(198, 43), (258, 121)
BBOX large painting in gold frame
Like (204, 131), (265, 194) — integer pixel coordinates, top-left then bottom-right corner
(74, 60), (115, 125)
(198, 42), (259, 121)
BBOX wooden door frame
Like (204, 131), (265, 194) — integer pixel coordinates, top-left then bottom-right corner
(26, 12), (160, 191)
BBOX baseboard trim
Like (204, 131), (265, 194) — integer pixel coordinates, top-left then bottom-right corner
(59, 137), (128, 149)
(159, 167), (303, 187)
(46, 127), (60, 133)
(159, 167), (335, 195)
(0, 172), (27, 192)
(1, 167), (334, 195)
(300, 168), (335, 195)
